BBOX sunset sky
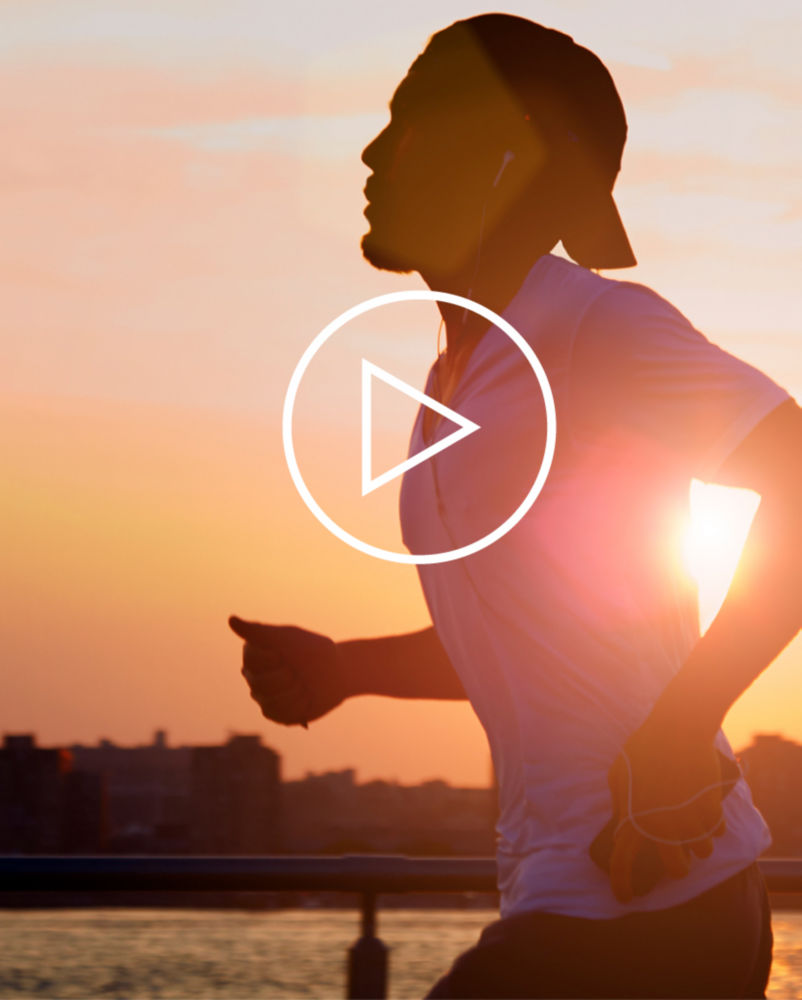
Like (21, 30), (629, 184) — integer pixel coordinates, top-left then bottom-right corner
(3, 0), (801, 786)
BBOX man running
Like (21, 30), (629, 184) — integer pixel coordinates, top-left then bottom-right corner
(231, 14), (801, 997)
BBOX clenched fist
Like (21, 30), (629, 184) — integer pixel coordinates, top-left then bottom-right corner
(229, 616), (349, 726)
(605, 721), (734, 903)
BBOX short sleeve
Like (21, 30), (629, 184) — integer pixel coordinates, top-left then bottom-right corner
(568, 282), (793, 481)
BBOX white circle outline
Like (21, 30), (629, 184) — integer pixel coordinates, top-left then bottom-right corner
(282, 290), (556, 564)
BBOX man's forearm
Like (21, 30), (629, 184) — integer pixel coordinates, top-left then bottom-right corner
(336, 627), (468, 700)
(648, 492), (802, 739)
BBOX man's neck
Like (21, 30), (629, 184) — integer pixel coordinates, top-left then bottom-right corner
(423, 247), (548, 354)
(420, 209), (557, 350)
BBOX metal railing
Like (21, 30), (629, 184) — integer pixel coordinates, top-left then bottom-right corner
(1, 856), (800, 998)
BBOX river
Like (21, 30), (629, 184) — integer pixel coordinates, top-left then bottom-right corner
(1, 907), (800, 997)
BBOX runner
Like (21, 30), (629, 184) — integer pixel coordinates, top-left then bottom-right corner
(231, 14), (802, 997)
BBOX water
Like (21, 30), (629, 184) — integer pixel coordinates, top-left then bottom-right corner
(1, 907), (801, 998)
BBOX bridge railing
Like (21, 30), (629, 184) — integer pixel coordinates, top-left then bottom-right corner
(2, 855), (800, 999)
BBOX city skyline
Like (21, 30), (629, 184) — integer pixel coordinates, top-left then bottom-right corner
(2, 724), (799, 787)
(3, 728), (800, 862)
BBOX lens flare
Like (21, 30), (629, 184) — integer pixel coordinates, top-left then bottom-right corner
(682, 480), (761, 632)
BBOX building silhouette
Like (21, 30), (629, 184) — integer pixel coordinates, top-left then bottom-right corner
(739, 733), (802, 856)
(0, 734), (104, 853)
(69, 731), (281, 853)
(282, 770), (496, 855)
(190, 734), (281, 853)
(71, 730), (191, 852)
(0, 731), (497, 856)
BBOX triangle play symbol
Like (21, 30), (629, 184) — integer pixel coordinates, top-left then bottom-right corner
(361, 359), (481, 496)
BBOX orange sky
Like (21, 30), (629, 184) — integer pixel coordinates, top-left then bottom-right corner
(2, 1), (801, 785)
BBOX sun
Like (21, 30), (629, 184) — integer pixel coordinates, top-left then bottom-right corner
(682, 480), (761, 632)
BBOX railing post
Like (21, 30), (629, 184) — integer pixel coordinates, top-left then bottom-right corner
(347, 890), (388, 999)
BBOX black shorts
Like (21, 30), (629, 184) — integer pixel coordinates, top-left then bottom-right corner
(425, 862), (773, 999)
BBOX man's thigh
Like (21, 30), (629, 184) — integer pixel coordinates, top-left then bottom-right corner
(424, 863), (772, 999)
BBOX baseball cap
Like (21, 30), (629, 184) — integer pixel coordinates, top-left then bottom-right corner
(427, 14), (637, 269)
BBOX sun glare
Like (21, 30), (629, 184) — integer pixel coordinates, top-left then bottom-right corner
(683, 480), (761, 633)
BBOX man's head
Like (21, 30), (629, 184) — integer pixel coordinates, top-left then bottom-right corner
(361, 14), (636, 277)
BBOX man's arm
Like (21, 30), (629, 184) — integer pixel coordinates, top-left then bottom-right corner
(337, 627), (468, 700)
(608, 398), (802, 901)
(648, 397), (802, 736)
(229, 617), (467, 729)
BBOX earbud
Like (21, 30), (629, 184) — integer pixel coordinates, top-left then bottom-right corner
(463, 148), (517, 315)
(492, 150), (515, 188)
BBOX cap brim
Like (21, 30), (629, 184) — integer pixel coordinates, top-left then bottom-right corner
(561, 188), (636, 270)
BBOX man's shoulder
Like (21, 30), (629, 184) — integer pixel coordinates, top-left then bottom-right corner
(589, 275), (692, 329)
(540, 254), (693, 330)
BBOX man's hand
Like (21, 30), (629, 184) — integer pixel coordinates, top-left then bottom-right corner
(229, 616), (348, 727)
(607, 721), (732, 903)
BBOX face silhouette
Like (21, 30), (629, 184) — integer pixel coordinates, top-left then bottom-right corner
(361, 50), (548, 278)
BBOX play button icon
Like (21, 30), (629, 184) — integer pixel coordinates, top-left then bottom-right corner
(283, 289), (555, 564)
(361, 359), (480, 495)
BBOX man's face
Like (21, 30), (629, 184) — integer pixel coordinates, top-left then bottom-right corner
(360, 57), (543, 277)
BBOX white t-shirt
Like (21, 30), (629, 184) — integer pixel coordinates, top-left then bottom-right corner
(399, 252), (792, 919)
